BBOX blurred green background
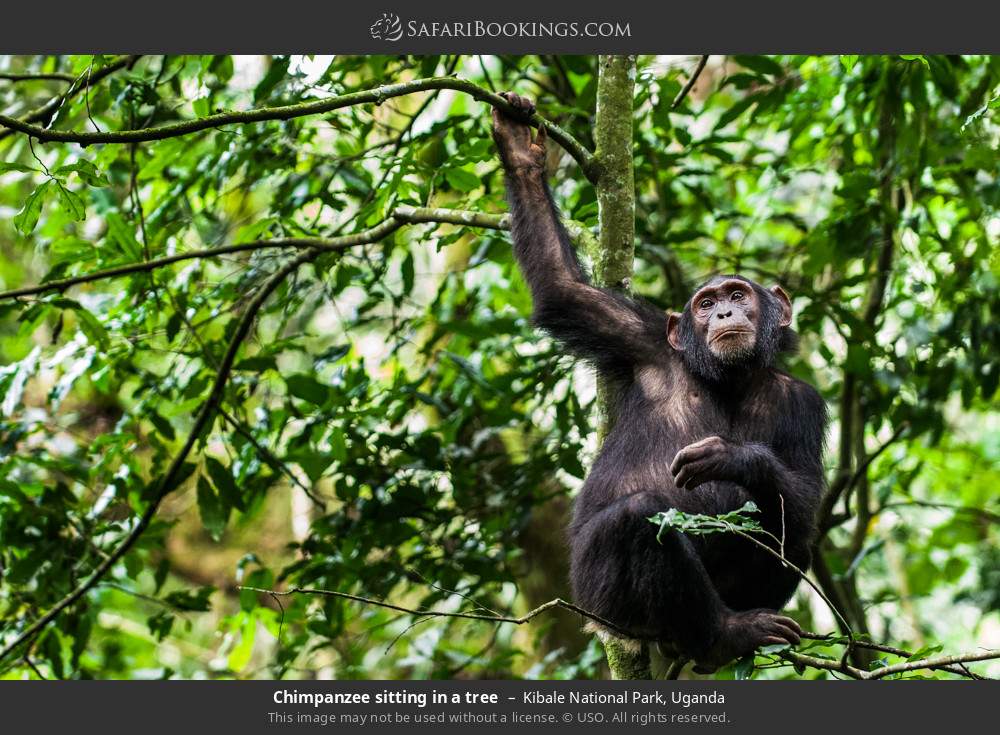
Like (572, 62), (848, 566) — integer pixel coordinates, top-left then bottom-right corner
(0, 54), (997, 679)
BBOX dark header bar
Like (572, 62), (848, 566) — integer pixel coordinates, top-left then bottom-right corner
(0, 0), (998, 53)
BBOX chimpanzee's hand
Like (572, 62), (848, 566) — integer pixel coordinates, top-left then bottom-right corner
(491, 92), (547, 177)
(670, 435), (742, 490)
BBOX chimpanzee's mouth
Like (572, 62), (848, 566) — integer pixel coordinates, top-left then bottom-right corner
(710, 329), (753, 343)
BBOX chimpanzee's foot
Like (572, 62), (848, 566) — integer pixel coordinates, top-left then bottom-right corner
(693, 608), (802, 674)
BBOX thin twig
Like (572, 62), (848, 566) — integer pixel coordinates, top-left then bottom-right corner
(218, 408), (325, 508)
(663, 657), (689, 680)
(22, 656), (47, 679)
(236, 585), (635, 639)
(670, 55), (709, 110)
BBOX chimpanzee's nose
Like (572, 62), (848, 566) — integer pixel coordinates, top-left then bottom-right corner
(716, 308), (732, 319)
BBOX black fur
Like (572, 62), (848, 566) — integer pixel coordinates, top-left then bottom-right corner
(502, 169), (827, 665)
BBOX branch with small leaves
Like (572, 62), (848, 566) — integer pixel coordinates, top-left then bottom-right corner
(0, 204), (593, 664)
(0, 205), (597, 302)
(0, 55), (139, 143)
(650, 503), (998, 680)
(0, 76), (599, 181)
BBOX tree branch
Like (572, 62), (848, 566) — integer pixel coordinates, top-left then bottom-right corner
(0, 55), (138, 143)
(0, 249), (315, 665)
(0, 76), (599, 182)
(235, 583), (999, 680)
(865, 649), (1000, 680)
(0, 202), (594, 660)
(236, 585), (635, 639)
(878, 500), (1000, 525)
(0, 71), (76, 83)
(0, 206), (513, 301)
(781, 646), (1000, 681)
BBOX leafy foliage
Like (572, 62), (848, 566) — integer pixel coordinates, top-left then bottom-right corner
(650, 501), (764, 540)
(0, 54), (997, 680)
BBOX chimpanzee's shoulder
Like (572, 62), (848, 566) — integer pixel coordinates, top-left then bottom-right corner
(773, 371), (826, 414)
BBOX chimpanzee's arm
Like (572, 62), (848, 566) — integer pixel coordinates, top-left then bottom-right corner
(493, 94), (667, 376)
(670, 383), (827, 560)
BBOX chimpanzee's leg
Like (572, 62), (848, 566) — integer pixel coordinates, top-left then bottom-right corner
(569, 491), (802, 666)
(570, 492), (724, 659)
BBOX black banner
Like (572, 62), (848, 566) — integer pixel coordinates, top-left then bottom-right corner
(0, 680), (994, 733)
(0, 0), (998, 53)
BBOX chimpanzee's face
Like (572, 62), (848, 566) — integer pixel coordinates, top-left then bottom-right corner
(689, 278), (760, 364)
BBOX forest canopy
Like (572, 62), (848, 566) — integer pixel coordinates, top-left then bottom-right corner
(0, 54), (997, 680)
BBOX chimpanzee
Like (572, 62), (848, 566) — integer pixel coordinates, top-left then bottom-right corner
(492, 93), (827, 670)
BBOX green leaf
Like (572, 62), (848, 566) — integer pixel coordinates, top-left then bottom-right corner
(54, 160), (109, 187)
(196, 476), (228, 540)
(734, 654), (755, 680)
(715, 96), (757, 130)
(444, 167), (480, 193)
(235, 355), (278, 372)
(254, 56), (290, 103)
(14, 180), (52, 235)
(164, 586), (215, 612)
(104, 211), (143, 259)
(73, 306), (110, 351)
(840, 55), (859, 73)
(900, 54), (930, 68)
(55, 184), (87, 221)
(154, 461), (198, 497)
(650, 501), (763, 542)
(228, 614), (256, 672)
(401, 251), (415, 294)
(206, 456), (244, 512)
(0, 161), (39, 175)
(148, 411), (176, 442)
(147, 611), (175, 641)
(285, 373), (329, 405)
(759, 642), (791, 654)
(732, 55), (784, 77)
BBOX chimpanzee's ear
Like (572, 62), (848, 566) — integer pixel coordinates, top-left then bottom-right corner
(666, 312), (685, 351)
(770, 285), (792, 327)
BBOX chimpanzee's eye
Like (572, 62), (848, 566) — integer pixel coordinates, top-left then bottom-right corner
(731, 290), (744, 301)
(699, 299), (713, 309)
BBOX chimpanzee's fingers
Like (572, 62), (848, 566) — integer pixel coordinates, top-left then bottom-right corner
(510, 93), (535, 115)
(762, 636), (788, 647)
(670, 445), (710, 475)
(683, 475), (708, 491)
(670, 450), (696, 478)
(688, 435), (722, 449)
(770, 623), (801, 645)
(775, 616), (803, 635)
(683, 466), (712, 490)
(674, 461), (708, 490)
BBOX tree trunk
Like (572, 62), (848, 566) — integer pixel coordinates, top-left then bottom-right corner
(591, 54), (649, 680)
